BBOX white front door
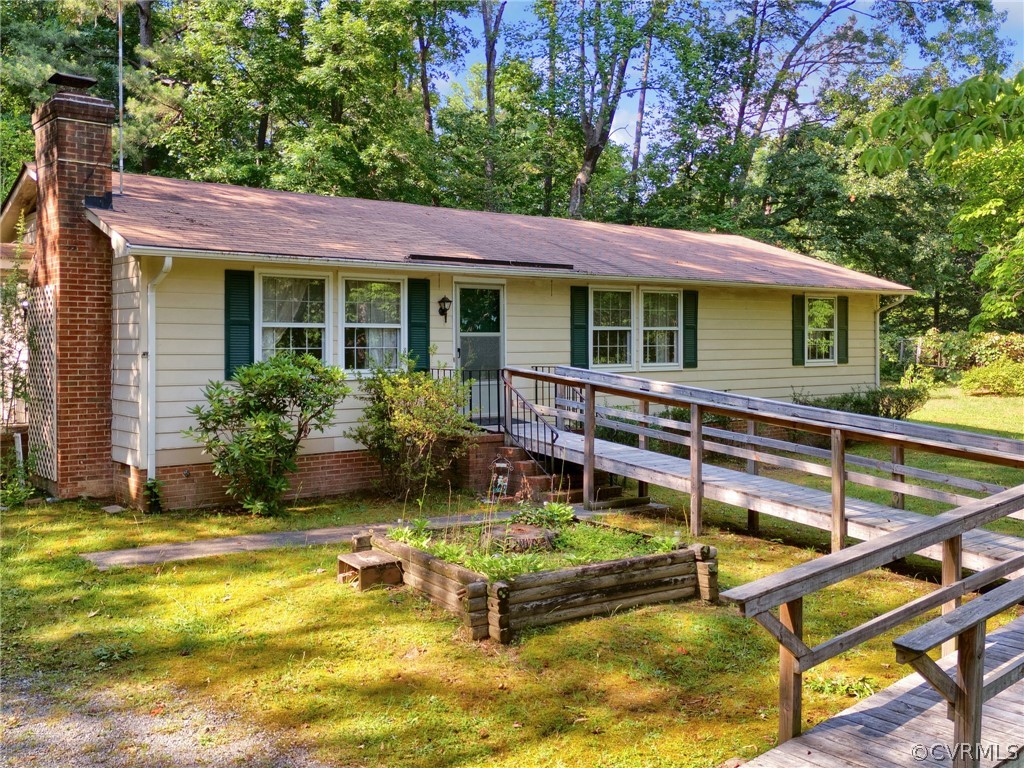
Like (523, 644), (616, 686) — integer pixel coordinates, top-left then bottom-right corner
(456, 285), (503, 421)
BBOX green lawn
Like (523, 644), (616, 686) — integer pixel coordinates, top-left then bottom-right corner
(1, 387), (1022, 768)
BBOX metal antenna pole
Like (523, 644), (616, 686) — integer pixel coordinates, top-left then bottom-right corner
(118, 0), (124, 196)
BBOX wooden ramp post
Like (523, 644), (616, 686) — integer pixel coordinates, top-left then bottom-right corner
(747, 419), (759, 535)
(779, 598), (803, 742)
(637, 400), (649, 499)
(690, 404), (703, 537)
(831, 428), (846, 553)
(583, 384), (595, 510)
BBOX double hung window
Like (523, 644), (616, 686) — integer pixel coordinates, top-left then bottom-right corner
(343, 279), (402, 370)
(806, 297), (837, 364)
(260, 276), (327, 359)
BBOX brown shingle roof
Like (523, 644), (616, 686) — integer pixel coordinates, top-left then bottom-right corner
(87, 173), (911, 293)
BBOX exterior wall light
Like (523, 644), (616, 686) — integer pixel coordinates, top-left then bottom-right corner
(437, 295), (452, 322)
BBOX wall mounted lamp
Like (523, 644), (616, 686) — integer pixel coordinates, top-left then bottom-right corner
(437, 295), (452, 322)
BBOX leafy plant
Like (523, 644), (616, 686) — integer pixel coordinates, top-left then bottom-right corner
(143, 477), (164, 514)
(899, 364), (936, 390)
(510, 501), (576, 529)
(346, 355), (478, 499)
(960, 360), (1024, 396)
(184, 354), (350, 515)
(463, 551), (545, 581)
(0, 449), (36, 509)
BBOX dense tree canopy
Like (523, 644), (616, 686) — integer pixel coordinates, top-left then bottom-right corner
(1, 0), (1019, 331)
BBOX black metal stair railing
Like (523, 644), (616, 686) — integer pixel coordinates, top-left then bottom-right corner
(501, 369), (560, 474)
(429, 368), (503, 426)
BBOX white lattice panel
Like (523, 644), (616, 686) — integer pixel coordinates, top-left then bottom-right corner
(28, 285), (57, 482)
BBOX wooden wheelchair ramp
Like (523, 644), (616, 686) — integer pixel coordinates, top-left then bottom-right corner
(742, 616), (1024, 768)
(511, 426), (1024, 576)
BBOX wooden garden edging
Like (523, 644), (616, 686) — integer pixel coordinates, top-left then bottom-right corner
(363, 533), (718, 644)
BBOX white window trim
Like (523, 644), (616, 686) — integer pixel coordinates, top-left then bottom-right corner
(639, 289), (683, 371)
(589, 287), (635, 370)
(805, 294), (837, 367)
(341, 276), (407, 373)
(255, 270), (333, 364)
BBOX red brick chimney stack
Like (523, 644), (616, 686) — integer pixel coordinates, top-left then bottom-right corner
(32, 73), (116, 498)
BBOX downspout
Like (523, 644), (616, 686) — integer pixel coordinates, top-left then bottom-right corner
(146, 256), (173, 479)
(875, 295), (906, 387)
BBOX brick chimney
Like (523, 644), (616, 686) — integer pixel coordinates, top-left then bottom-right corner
(31, 73), (116, 498)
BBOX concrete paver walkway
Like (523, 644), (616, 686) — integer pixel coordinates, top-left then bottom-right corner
(82, 508), (614, 571)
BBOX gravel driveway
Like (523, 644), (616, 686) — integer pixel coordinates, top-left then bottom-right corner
(1, 677), (336, 768)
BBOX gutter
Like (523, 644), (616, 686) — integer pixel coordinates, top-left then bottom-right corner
(875, 295), (907, 387)
(145, 255), (173, 480)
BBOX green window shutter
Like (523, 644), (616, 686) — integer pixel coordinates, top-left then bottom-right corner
(792, 294), (805, 366)
(837, 296), (849, 364)
(224, 270), (254, 380)
(682, 290), (698, 369)
(407, 278), (431, 371)
(570, 286), (589, 369)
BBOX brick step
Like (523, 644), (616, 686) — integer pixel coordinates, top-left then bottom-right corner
(520, 474), (554, 496)
(497, 446), (528, 462)
(514, 459), (544, 476)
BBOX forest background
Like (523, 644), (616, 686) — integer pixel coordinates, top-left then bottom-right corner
(2, 0), (1022, 335)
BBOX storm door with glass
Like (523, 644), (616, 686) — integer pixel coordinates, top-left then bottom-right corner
(456, 286), (503, 423)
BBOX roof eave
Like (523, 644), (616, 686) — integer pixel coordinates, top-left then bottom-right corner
(1, 164), (39, 242)
(85, 212), (914, 295)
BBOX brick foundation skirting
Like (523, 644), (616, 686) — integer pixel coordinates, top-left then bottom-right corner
(114, 433), (510, 511)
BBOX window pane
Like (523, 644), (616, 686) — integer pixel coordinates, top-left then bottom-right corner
(345, 280), (400, 325)
(459, 288), (501, 333)
(262, 276), (325, 324)
(807, 330), (834, 361)
(593, 291), (631, 327)
(344, 327), (399, 369)
(643, 330), (677, 364)
(593, 329), (630, 366)
(807, 298), (835, 330)
(643, 292), (678, 328)
(262, 327), (323, 359)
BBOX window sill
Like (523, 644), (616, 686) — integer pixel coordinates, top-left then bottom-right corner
(804, 360), (837, 367)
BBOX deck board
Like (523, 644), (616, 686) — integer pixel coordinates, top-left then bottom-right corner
(514, 427), (1024, 576)
(741, 617), (1024, 768)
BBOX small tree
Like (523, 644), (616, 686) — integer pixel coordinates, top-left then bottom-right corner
(346, 356), (479, 499)
(1, 222), (30, 436)
(185, 354), (350, 515)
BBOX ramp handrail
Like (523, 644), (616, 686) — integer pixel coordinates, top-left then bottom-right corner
(720, 483), (1024, 753)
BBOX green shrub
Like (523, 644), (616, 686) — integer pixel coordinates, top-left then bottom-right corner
(185, 354), (350, 515)
(0, 450), (36, 508)
(510, 500), (576, 529)
(792, 386), (930, 420)
(346, 357), (478, 498)
(899, 363), (936, 390)
(960, 360), (1024, 396)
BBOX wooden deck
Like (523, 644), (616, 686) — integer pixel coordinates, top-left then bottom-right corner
(742, 615), (1024, 768)
(516, 428), (1024, 575)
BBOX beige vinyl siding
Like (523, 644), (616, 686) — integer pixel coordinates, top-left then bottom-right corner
(153, 261), (882, 465)
(111, 248), (141, 465)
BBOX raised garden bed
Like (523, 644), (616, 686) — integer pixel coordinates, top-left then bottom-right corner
(358, 516), (718, 644)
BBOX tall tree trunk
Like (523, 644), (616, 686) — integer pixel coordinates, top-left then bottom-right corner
(415, 23), (434, 136)
(137, 0), (154, 66)
(626, 18), (654, 224)
(256, 113), (269, 154)
(543, 0), (557, 217)
(481, 0), (506, 212)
